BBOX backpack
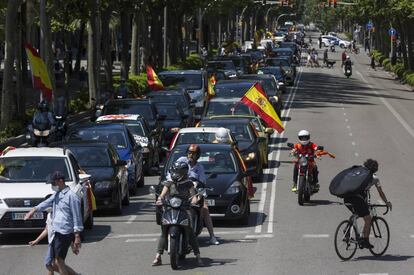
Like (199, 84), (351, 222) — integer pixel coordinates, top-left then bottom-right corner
(329, 165), (372, 198)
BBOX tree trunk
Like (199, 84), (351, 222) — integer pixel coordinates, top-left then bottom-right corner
(406, 19), (414, 71)
(1, 0), (22, 128)
(15, 8), (24, 119)
(101, 7), (113, 93)
(120, 8), (131, 79)
(63, 30), (71, 105)
(87, 0), (100, 105)
(131, 9), (139, 75)
(74, 21), (85, 75)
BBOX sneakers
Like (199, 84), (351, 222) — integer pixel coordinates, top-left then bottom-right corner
(151, 256), (162, 266)
(291, 183), (297, 192)
(360, 238), (374, 249)
(195, 255), (204, 266)
(208, 236), (220, 245)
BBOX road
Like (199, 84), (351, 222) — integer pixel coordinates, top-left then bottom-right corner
(1, 39), (414, 275)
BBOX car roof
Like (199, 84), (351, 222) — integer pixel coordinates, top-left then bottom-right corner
(106, 98), (150, 105)
(1, 147), (67, 158)
(209, 115), (256, 120)
(174, 143), (233, 151)
(70, 123), (127, 131)
(273, 48), (293, 52)
(148, 90), (185, 96)
(158, 70), (202, 75)
(178, 127), (229, 134)
(52, 140), (111, 148)
(96, 114), (143, 121)
(239, 74), (274, 80)
(201, 117), (251, 124)
(209, 97), (242, 103)
(215, 79), (256, 86)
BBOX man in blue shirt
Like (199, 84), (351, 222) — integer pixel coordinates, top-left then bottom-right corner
(25, 171), (83, 275)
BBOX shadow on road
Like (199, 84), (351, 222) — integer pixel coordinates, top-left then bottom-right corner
(176, 256), (238, 270)
(83, 224), (111, 243)
(302, 199), (342, 206)
(354, 254), (414, 262)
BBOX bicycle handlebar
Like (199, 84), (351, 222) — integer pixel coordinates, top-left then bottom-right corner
(369, 204), (389, 215)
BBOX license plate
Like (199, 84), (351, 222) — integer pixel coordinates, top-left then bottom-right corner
(12, 212), (43, 220)
(206, 199), (215, 206)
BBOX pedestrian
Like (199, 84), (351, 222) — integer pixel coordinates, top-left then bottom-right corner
(318, 35), (322, 49)
(323, 49), (328, 67)
(24, 171), (83, 275)
(364, 37), (370, 53)
(370, 53), (376, 70)
(341, 50), (347, 67)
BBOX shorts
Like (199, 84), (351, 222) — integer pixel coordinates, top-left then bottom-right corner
(44, 232), (74, 267)
(344, 195), (369, 217)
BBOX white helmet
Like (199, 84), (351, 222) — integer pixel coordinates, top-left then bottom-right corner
(298, 130), (310, 145)
(215, 127), (229, 143)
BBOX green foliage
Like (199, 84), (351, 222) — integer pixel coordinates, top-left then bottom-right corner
(69, 92), (89, 113)
(0, 120), (25, 144)
(393, 63), (405, 79)
(114, 74), (149, 98)
(403, 71), (414, 87)
(382, 58), (391, 71)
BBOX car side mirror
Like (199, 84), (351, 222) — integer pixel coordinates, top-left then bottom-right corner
(317, 146), (324, 151)
(287, 142), (294, 148)
(265, 128), (274, 135)
(95, 109), (102, 118)
(116, 160), (127, 166)
(78, 173), (91, 183)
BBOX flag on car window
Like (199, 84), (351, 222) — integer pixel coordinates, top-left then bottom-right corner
(207, 75), (216, 98)
(240, 82), (284, 133)
(146, 65), (164, 91)
(24, 43), (53, 101)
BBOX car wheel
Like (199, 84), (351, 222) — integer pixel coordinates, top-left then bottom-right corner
(340, 44), (345, 49)
(84, 209), (94, 229)
(137, 170), (145, 188)
(122, 186), (130, 206)
(238, 201), (250, 226)
(113, 188), (123, 215)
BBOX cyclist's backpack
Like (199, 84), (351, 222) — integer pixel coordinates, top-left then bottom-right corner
(329, 165), (372, 198)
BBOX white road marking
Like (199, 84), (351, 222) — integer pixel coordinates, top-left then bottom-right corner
(255, 181), (268, 233)
(349, 133), (353, 137)
(343, 113), (347, 116)
(245, 234), (273, 239)
(302, 234), (330, 238)
(352, 141), (356, 146)
(126, 215), (137, 224)
(357, 71), (414, 139)
(104, 230), (250, 240)
(0, 245), (29, 248)
(410, 235), (414, 238)
(125, 238), (157, 243)
(359, 273), (388, 275)
(354, 152), (359, 157)
(345, 118), (349, 122)
(346, 125), (351, 129)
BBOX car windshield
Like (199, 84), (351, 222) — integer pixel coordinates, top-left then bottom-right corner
(259, 79), (277, 96)
(103, 103), (154, 120)
(275, 50), (292, 57)
(150, 94), (186, 109)
(125, 123), (145, 137)
(68, 147), (111, 167)
(266, 59), (289, 67)
(0, 157), (72, 183)
(214, 83), (252, 98)
(207, 61), (235, 70)
(175, 132), (217, 145)
(258, 67), (284, 80)
(155, 105), (180, 119)
(158, 74), (202, 90)
(205, 101), (253, 117)
(201, 122), (253, 142)
(167, 148), (237, 174)
(68, 129), (128, 149)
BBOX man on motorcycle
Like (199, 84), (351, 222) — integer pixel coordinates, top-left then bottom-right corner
(174, 144), (220, 245)
(153, 161), (203, 266)
(343, 159), (392, 249)
(33, 100), (56, 129)
(341, 50), (347, 67)
(115, 77), (129, 98)
(291, 130), (319, 192)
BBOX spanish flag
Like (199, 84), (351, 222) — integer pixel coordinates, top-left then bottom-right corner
(241, 83), (284, 133)
(146, 65), (164, 91)
(207, 75), (216, 98)
(24, 43), (53, 101)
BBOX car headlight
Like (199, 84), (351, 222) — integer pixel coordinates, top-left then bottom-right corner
(299, 158), (308, 167)
(169, 197), (182, 208)
(278, 82), (285, 86)
(228, 74), (237, 78)
(94, 181), (114, 190)
(244, 152), (256, 161)
(225, 181), (241, 194)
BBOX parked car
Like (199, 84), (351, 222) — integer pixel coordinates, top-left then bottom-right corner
(320, 35), (350, 48)
(157, 70), (207, 117)
(53, 141), (129, 214)
(0, 147), (94, 233)
(202, 97), (256, 118)
(159, 143), (252, 224)
(66, 123), (144, 193)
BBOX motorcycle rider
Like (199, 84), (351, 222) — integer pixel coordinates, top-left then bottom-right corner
(32, 100), (56, 131)
(115, 77), (129, 98)
(291, 130), (319, 192)
(172, 144), (220, 245)
(343, 55), (352, 75)
(152, 161), (203, 266)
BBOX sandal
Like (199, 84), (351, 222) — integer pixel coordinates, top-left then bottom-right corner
(152, 257), (162, 266)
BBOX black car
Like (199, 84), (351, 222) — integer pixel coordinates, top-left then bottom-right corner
(54, 141), (129, 214)
(238, 74), (283, 116)
(202, 97), (256, 118)
(155, 103), (190, 147)
(265, 57), (296, 85)
(66, 123), (144, 193)
(206, 60), (238, 79)
(199, 118), (266, 176)
(215, 56), (248, 75)
(257, 66), (287, 94)
(159, 144), (252, 224)
(213, 79), (256, 98)
(148, 90), (195, 126)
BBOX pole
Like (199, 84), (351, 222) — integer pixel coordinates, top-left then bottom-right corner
(163, 5), (167, 67)
(218, 19), (221, 48)
(198, 8), (202, 54)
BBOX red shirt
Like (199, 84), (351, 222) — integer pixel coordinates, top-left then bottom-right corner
(294, 142), (318, 156)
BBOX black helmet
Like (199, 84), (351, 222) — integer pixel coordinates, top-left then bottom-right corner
(169, 161), (189, 182)
(187, 144), (201, 160)
(363, 159), (378, 173)
(38, 100), (49, 112)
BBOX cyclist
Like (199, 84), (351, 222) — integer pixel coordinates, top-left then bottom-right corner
(343, 159), (392, 249)
(291, 130), (319, 192)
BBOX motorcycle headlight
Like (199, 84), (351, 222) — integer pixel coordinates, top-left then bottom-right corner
(228, 73), (237, 78)
(169, 197), (182, 208)
(225, 181), (241, 194)
(299, 158), (308, 167)
(55, 115), (62, 119)
(244, 152), (256, 161)
(94, 181), (114, 190)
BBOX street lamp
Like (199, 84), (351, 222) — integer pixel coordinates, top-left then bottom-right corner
(198, 0), (218, 53)
(237, 6), (249, 46)
(275, 13), (296, 30)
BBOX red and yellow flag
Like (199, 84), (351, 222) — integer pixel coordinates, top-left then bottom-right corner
(241, 83), (284, 133)
(207, 75), (216, 98)
(24, 43), (53, 101)
(146, 65), (164, 91)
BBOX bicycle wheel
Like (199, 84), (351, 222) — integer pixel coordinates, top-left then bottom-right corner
(369, 217), (390, 256)
(334, 220), (358, 261)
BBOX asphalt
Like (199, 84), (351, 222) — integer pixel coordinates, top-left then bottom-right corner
(1, 36), (414, 275)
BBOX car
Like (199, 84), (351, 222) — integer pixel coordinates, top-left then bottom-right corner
(168, 127), (235, 150)
(199, 117), (267, 176)
(271, 48), (294, 62)
(154, 103), (190, 147)
(238, 74), (283, 116)
(215, 56), (248, 75)
(279, 42), (301, 63)
(148, 90), (195, 125)
(0, 147), (94, 233)
(265, 57), (296, 85)
(53, 141), (129, 215)
(99, 98), (163, 134)
(66, 123), (144, 193)
(240, 54), (257, 74)
(206, 60), (238, 79)
(95, 114), (160, 173)
(257, 66), (287, 94)
(157, 70), (207, 116)
(159, 144), (252, 224)
(274, 31), (287, 42)
(320, 35), (350, 48)
(202, 97), (256, 118)
(213, 79), (256, 98)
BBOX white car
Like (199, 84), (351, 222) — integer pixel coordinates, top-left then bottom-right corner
(168, 127), (235, 150)
(320, 35), (351, 48)
(0, 147), (94, 233)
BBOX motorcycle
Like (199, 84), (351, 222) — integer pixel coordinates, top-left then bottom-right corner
(344, 64), (352, 78)
(150, 183), (208, 270)
(287, 143), (335, 205)
(26, 113), (55, 147)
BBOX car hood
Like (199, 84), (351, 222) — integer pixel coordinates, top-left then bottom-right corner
(237, 141), (255, 152)
(206, 173), (238, 195)
(0, 181), (75, 199)
(81, 167), (115, 182)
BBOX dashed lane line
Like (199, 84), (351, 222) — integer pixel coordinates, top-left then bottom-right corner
(245, 234), (273, 239)
(302, 234), (330, 238)
(125, 238), (157, 243)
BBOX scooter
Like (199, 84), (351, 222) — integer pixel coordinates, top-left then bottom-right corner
(344, 65), (352, 78)
(26, 114), (55, 147)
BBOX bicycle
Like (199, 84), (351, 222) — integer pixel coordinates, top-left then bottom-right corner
(334, 203), (390, 261)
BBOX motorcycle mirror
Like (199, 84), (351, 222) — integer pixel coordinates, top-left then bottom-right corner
(287, 142), (294, 148)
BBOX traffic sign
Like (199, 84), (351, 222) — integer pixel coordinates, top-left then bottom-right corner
(366, 22), (373, 30)
(388, 27), (396, 36)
